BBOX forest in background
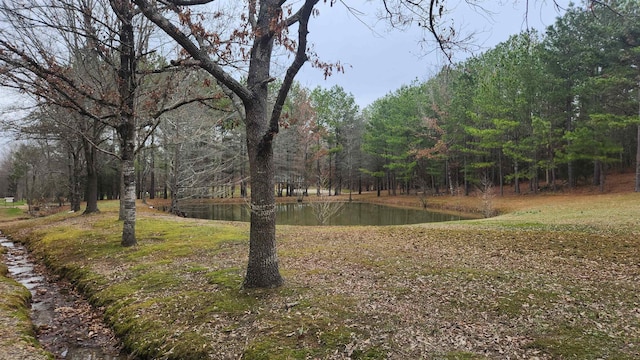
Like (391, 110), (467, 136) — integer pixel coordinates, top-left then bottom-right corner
(1, 1), (639, 215)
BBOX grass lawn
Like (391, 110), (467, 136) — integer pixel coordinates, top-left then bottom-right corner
(0, 177), (639, 359)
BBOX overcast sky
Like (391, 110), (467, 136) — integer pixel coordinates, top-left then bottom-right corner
(295, 0), (573, 108)
(0, 1), (574, 129)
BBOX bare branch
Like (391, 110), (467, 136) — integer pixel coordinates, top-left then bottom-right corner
(162, 0), (215, 5)
(270, 0), (318, 140)
(133, 0), (253, 103)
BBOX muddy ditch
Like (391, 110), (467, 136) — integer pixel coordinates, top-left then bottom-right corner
(1, 236), (130, 360)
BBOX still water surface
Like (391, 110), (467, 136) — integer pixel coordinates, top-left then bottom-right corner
(180, 202), (469, 226)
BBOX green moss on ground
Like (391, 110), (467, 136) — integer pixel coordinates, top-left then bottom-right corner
(0, 274), (52, 360)
(0, 195), (638, 359)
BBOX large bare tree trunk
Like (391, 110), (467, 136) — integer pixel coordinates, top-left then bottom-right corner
(82, 138), (100, 214)
(241, 2), (284, 286)
(598, 161), (605, 193)
(150, 135), (156, 199)
(85, 169), (100, 213)
(120, 138), (137, 246)
(244, 104), (283, 288)
(114, 0), (137, 247)
(68, 149), (82, 212)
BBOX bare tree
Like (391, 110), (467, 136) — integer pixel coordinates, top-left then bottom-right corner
(0, 0), (220, 246)
(131, 0), (474, 288)
(134, 0), (327, 288)
(479, 174), (495, 218)
(309, 175), (345, 225)
(5, 141), (67, 213)
(16, 104), (107, 213)
(160, 96), (240, 214)
(0, 0), (143, 244)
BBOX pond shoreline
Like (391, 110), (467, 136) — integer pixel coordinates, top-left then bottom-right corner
(148, 191), (483, 220)
(172, 201), (476, 226)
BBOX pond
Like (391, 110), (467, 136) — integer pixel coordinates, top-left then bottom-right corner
(178, 202), (471, 226)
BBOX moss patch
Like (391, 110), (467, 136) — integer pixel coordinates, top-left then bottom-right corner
(528, 324), (635, 359)
(0, 193), (638, 359)
(0, 274), (52, 360)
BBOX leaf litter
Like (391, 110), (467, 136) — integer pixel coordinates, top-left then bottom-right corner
(1, 188), (639, 359)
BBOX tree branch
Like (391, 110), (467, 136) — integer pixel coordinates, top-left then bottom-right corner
(268, 0), (318, 141)
(0, 39), (121, 112)
(161, 0), (215, 5)
(133, 0), (253, 103)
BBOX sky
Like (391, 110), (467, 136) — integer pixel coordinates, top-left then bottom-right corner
(295, 0), (573, 108)
(0, 0), (574, 126)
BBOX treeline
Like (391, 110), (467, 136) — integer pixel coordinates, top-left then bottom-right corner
(2, 1), (639, 214)
(364, 1), (640, 196)
(277, 1), (640, 197)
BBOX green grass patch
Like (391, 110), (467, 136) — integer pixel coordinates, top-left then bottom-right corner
(0, 275), (52, 359)
(125, 218), (245, 260)
(494, 288), (559, 317)
(528, 324), (634, 359)
(184, 263), (208, 272)
(242, 325), (368, 360)
(101, 289), (254, 359)
(240, 291), (366, 359)
(205, 267), (243, 289)
(0, 276), (32, 315)
(197, 290), (257, 316)
(3, 207), (24, 217)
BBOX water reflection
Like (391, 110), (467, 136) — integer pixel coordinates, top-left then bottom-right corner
(180, 202), (468, 226)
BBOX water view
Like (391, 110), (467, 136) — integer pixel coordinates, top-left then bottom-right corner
(179, 202), (470, 226)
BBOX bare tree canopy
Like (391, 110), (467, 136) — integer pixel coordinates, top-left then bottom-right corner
(129, 0), (594, 288)
(1, 0), (615, 289)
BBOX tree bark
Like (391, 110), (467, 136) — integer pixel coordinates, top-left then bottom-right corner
(68, 148), (82, 212)
(85, 168), (99, 213)
(150, 136), (156, 199)
(593, 161), (601, 186)
(636, 124), (640, 192)
(121, 143), (137, 246)
(82, 138), (100, 214)
(243, 104), (283, 288)
(514, 160), (520, 194)
(114, 0), (137, 247)
(599, 161), (605, 193)
(241, 0), (284, 287)
(498, 153), (504, 196)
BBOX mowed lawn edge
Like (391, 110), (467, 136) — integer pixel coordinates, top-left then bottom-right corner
(0, 191), (638, 359)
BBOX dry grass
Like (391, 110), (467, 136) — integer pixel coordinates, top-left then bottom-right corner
(1, 173), (639, 359)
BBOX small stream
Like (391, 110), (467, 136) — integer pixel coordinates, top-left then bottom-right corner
(1, 236), (130, 360)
